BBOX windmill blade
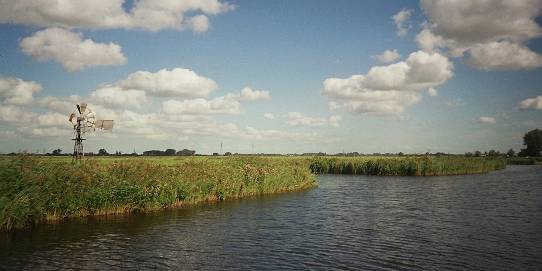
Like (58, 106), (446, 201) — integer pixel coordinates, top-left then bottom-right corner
(79, 102), (87, 114)
(85, 110), (96, 124)
(95, 120), (114, 131)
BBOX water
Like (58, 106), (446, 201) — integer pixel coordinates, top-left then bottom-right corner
(1, 165), (541, 270)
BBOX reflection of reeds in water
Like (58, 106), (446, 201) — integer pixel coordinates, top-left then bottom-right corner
(0, 156), (315, 232)
(308, 156), (506, 176)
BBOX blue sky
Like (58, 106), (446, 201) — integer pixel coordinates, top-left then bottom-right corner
(0, 0), (541, 154)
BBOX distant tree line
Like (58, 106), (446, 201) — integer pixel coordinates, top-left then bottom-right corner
(465, 150), (506, 157)
(462, 129), (542, 158)
(4, 129), (541, 158)
(142, 148), (196, 156)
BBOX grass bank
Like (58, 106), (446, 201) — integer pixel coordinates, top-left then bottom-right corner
(0, 156), (315, 231)
(308, 156), (506, 176)
(506, 157), (542, 165)
(0, 155), (507, 231)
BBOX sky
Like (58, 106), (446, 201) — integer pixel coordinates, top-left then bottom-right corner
(0, 0), (541, 155)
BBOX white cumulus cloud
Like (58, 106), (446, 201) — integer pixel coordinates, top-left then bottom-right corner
(37, 112), (69, 127)
(287, 112), (342, 128)
(263, 113), (275, 119)
(374, 49), (400, 63)
(328, 115), (342, 128)
(417, 0), (542, 70)
(25, 127), (70, 137)
(466, 41), (542, 70)
(162, 96), (240, 115)
(187, 15), (210, 33)
(392, 9), (413, 37)
(238, 87), (271, 101)
(0, 104), (37, 123)
(0, 0), (233, 32)
(519, 96), (542, 110)
(89, 86), (147, 109)
(0, 77), (42, 105)
(478, 116), (496, 124)
(20, 28), (126, 72)
(427, 87), (438, 97)
(322, 50), (453, 116)
(37, 95), (81, 114)
(118, 68), (217, 98)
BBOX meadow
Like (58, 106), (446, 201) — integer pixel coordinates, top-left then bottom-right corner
(0, 155), (506, 231)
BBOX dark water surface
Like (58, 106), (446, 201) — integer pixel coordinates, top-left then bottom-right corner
(1, 166), (541, 270)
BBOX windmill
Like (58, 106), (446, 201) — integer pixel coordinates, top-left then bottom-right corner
(68, 102), (114, 162)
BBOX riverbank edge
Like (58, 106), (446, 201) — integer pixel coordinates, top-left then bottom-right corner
(0, 156), (317, 232)
(308, 156), (506, 176)
(36, 178), (317, 227)
(1, 183), (317, 233)
(0, 155), (507, 232)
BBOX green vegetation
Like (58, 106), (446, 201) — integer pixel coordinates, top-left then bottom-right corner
(308, 156), (506, 176)
(506, 157), (535, 165)
(519, 129), (542, 157)
(506, 157), (542, 165)
(0, 154), (509, 231)
(0, 155), (314, 232)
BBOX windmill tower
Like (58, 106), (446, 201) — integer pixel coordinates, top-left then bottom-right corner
(69, 102), (114, 163)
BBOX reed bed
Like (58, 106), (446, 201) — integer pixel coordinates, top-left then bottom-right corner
(308, 156), (506, 176)
(0, 155), (507, 231)
(0, 156), (315, 231)
(506, 157), (539, 165)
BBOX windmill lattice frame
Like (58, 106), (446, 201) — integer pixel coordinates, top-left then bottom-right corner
(69, 102), (114, 163)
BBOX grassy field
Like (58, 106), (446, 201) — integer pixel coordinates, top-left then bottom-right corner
(0, 155), (507, 231)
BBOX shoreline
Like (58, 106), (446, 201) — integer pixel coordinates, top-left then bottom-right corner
(0, 156), (316, 232)
(0, 155), (506, 232)
(21, 181), (315, 234)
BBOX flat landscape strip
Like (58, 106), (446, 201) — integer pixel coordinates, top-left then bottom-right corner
(0, 155), (506, 231)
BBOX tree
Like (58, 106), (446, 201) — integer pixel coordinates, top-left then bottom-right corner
(506, 149), (515, 157)
(465, 152), (473, 157)
(165, 149), (176, 156)
(522, 129), (542, 156)
(224, 152), (232, 156)
(52, 149), (62, 155)
(177, 149), (196, 156)
(98, 148), (109, 156)
(176, 149), (196, 156)
(474, 151), (481, 157)
(143, 150), (164, 156)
